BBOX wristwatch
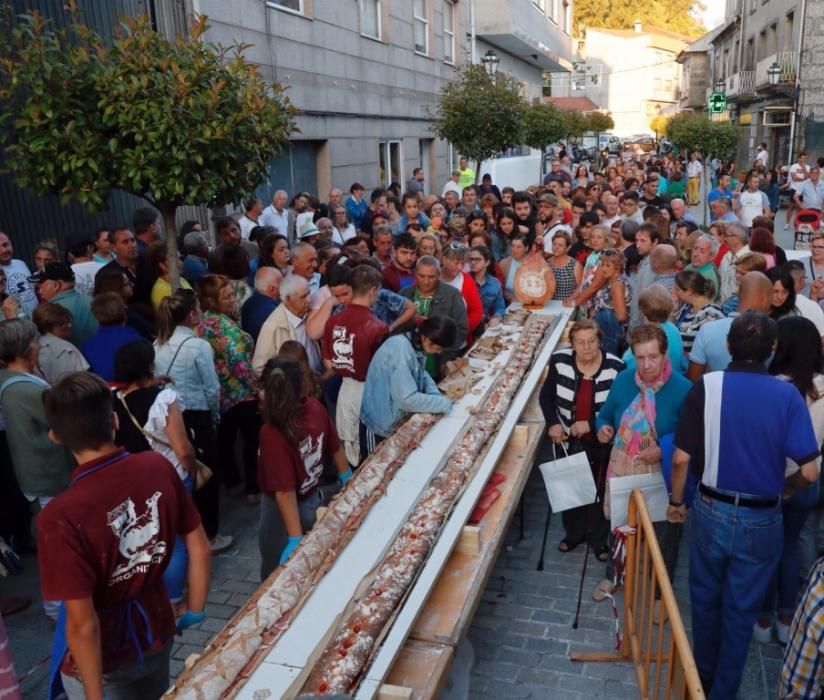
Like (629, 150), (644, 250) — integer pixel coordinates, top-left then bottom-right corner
(668, 498), (684, 507)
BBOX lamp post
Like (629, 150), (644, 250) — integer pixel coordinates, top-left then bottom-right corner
(767, 61), (781, 86)
(481, 49), (499, 77)
(715, 78), (725, 94)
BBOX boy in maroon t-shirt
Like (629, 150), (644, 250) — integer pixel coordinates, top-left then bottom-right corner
(322, 264), (388, 466)
(38, 373), (211, 700)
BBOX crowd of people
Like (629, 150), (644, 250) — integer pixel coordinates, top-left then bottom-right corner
(0, 143), (823, 699)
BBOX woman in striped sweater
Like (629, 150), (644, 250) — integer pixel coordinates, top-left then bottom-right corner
(539, 319), (624, 559)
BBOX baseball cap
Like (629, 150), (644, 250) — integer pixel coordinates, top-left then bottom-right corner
(299, 222), (320, 239)
(538, 193), (559, 207)
(28, 262), (75, 284)
(451, 169), (461, 177)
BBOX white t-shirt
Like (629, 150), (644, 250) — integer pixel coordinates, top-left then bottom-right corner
(687, 160), (703, 178)
(71, 261), (104, 297)
(442, 180), (462, 198)
(2, 259), (37, 314)
(756, 148), (769, 166)
(790, 162), (809, 184)
(238, 215), (258, 241)
(331, 224), (357, 246)
(795, 295), (824, 337)
(737, 189), (769, 226)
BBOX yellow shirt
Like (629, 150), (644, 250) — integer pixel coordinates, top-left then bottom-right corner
(459, 167), (476, 189)
(151, 276), (192, 310)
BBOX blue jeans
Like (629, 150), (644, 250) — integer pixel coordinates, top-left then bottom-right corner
(761, 481), (820, 618)
(689, 491), (783, 699)
(594, 308), (623, 356)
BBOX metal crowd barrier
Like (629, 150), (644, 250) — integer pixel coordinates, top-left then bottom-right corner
(570, 489), (705, 699)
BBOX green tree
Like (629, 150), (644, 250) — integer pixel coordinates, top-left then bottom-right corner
(523, 101), (567, 183)
(574, 0), (707, 38)
(665, 113), (737, 159)
(562, 110), (588, 142)
(585, 111), (614, 168)
(429, 64), (526, 184)
(0, 10), (297, 286)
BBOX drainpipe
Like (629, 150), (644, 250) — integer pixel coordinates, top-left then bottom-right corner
(788, 0), (807, 164)
(470, 0), (477, 64)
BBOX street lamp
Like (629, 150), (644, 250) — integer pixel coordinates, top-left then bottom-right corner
(767, 61), (782, 86)
(481, 49), (500, 77)
(715, 78), (725, 94)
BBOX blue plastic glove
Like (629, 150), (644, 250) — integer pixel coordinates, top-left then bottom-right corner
(176, 608), (207, 635)
(279, 536), (303, 565)
(338, 468), (353, 486)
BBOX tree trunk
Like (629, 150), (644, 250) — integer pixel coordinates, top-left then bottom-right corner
(474, 160), (480, 185)
(162, 207), (181, 291)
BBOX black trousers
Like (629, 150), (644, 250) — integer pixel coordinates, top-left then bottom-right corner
(183, 410), (220, 539)
(560, 440), (610, 549)
(218, 400), (261, 495)
(0, 430), (31, 546)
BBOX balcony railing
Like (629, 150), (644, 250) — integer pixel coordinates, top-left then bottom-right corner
(755, 50), (798, 88)
(725, 71), (754, 97)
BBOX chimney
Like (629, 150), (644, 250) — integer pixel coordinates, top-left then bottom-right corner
(634, 20), (642, 33)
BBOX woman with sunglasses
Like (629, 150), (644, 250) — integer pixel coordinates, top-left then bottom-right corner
(330, 206), (357, 246)
(468, 245), (505, 330)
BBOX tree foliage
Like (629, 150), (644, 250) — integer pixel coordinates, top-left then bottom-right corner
(574, 0), (707, 38)
(665, 113), (738, 158)
(562, 111), (588, 140)
(585, 112), (614, 136)
(522, 102), (567, 151)
(0, 8), (297, 284)
(429, 64), (526, 181)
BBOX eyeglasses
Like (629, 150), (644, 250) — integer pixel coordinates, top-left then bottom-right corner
(468, 256), (485, 263)
(812, 246), (824, 250)
(447, 242), (467, 250)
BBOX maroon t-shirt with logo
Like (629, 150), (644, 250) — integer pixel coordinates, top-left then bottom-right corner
(258, 397), (341, 499)
(322, 304), (388, 382)
(37, 448), (201, 676)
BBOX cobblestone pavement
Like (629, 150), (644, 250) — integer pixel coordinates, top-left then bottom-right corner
(4, 444), (783, 699)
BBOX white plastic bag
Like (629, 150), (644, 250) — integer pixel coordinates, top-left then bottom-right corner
(538, 442), (597, 513)
(608, 471), (669, 529)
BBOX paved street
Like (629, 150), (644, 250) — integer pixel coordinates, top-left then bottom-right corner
(3, 435), (786, 699)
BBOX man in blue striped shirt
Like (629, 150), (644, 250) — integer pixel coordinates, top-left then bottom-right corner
(668, 311), (820, 699)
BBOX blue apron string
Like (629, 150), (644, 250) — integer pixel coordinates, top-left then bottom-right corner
(113, 600), (153, 673)
(48, 602), (67, 700)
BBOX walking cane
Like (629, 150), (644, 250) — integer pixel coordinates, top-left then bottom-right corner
(572, 443), (610, 629)
(536, 503), (552, 571)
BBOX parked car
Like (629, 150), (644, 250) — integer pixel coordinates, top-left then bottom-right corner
(606, 136), (622, 154)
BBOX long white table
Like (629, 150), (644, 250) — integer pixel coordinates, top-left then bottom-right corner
(226, 302), (571, 699)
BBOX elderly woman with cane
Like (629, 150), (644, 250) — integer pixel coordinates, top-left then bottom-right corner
(539, 319), (624, 561)
(592, 324), (691, 602)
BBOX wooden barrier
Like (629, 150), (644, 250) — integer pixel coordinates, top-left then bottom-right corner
(570, 489), (705, 699)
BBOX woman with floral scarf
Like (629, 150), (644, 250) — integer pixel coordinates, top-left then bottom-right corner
(592, 324), (692, 602)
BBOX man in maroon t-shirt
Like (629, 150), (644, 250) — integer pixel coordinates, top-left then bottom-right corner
(382, 233), (417, 293)
(323, 264), (388, 466)
(38, 373), (210, 700)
